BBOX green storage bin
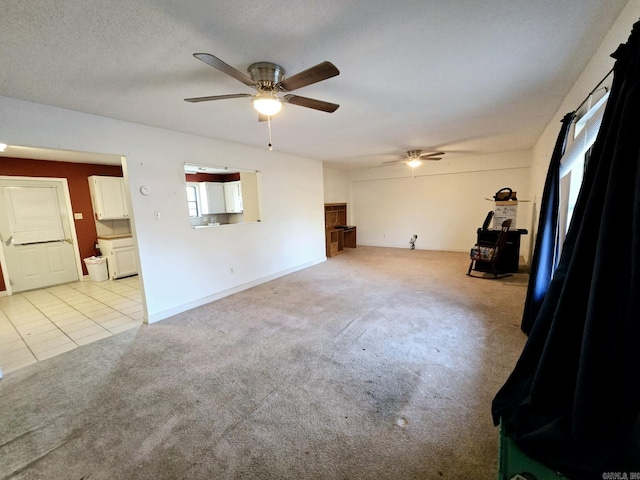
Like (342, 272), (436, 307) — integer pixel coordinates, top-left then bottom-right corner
(498, 422), (568, 480)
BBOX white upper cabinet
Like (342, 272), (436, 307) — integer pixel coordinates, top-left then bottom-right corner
(223, 181), (243, 213)
(199, 182), (226, 214)
(88, 176), (130, 220)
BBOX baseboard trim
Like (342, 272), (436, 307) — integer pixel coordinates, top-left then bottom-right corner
(145, 257), (326, 324)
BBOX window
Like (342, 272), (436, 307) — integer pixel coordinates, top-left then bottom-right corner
(558, 90), (609, 244)
(186, 183), (200, 218)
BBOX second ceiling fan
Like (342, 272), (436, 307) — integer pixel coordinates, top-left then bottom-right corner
(384, 150), (445, 167)
(185, 53), (340, 119)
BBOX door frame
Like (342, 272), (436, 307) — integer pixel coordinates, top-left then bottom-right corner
(0, 175), (83, 296)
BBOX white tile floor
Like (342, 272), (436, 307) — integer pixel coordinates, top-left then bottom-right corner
(0, 276), (142, 375)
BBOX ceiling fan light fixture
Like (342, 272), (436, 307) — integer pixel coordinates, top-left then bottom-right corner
(252, 90), (283, 116)
(407, 159), (422, 168)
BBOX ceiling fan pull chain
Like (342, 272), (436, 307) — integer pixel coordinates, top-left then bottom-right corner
(267, 116), (274, 151)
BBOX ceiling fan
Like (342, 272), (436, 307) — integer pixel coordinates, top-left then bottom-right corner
(184, 53), (340, 118)
(384, 150), (445, 167)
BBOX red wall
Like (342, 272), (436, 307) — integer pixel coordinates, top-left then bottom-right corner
(185, 172), (241, 182)
(0, 158), (124, 290)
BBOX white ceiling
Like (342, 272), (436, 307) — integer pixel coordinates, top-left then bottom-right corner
(0, 0), (629, 169)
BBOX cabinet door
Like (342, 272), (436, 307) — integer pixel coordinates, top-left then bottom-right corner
(223, 181), (243, 213)
(198, 182), (226, 214)
(90, 176), (129, 220)
(206, 183), (226, 214)
(110, 246), (137, 279)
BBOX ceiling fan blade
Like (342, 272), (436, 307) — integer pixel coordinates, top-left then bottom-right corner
(420, 157), (442, 161)
(420, 151), (445, 159)
(382, 159), (406, 165)
(193, 53), (257, 88)
(184, 93), (252, 103)
(283, 94), (339, 113)
(278, 61), (340, 92)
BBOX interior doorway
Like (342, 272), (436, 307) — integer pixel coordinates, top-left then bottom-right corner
(0, 145), (145, 373)
(0, 145), (139, 299)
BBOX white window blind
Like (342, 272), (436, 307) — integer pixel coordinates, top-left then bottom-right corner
(560, 91), (609, 178)
(2, 186), (65, 245)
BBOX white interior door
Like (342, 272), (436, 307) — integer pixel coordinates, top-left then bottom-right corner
(0, 178), (80, 293)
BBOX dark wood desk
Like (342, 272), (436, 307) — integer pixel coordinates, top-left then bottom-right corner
(475, 228), (528, 273)
(325, 204), (356, 257)
(341, 226), (357, 248)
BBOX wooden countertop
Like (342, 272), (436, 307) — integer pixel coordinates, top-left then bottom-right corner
(97, 234), (133, 240)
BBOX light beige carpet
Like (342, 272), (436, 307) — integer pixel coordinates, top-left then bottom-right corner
(0, 246), (528, 479)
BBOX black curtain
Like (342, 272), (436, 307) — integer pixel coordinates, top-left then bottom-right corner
(520, 111), (575, 335)
(492, 20), (640, 479)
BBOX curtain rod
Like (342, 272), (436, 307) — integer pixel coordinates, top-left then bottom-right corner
(573, 67), (614, 114)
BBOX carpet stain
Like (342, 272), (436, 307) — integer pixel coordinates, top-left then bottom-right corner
(396, 417), (409, 428)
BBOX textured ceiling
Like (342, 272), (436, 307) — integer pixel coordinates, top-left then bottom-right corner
(0, 0), (629, 169)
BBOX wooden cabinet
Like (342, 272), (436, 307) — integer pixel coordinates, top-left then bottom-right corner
(325, 203), (356, 257)
(327, 229), (343, 257)
(325, 203), (347, 227)
(199, 182), (226, 214)
(224, 181), (243, 213)
(88, 176), (130, 220)
(98, 237), (137, 279)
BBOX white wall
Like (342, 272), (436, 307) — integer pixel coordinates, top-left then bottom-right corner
(323, 167), (349, 204)
(0, 96), (327, 323)
(344, 151), (532, 254)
